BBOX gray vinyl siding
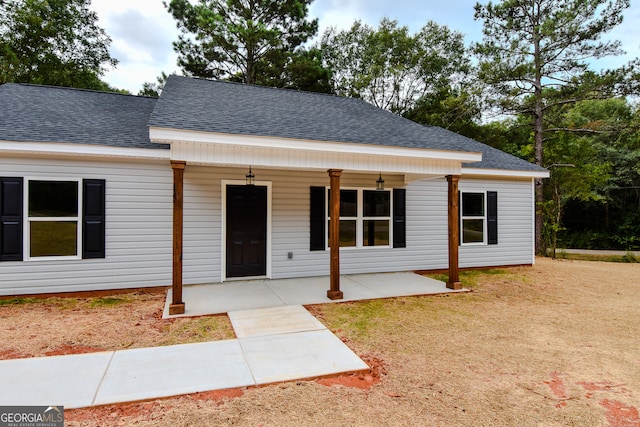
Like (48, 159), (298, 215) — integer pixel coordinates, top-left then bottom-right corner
(183, 169), (534, 281)
(458, 178), (534, 267)
(0, 156), (173, 295)
(0, 159), (535, 295)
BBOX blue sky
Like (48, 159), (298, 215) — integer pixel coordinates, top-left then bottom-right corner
(91, 0), (640, 93)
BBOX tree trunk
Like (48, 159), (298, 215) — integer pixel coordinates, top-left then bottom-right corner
(533, 2), (545, 255)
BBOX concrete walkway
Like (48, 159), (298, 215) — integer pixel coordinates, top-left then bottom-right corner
(0, 305), (368, 409)
(163, 271), (462, 318)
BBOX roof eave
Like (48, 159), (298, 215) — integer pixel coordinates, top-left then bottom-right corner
(149, 127), (483, 163)
(0, 140), (170, 160)
(462, 167), (550, 179)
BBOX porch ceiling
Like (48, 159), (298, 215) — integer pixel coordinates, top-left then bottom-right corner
(150, 127), (482, 176)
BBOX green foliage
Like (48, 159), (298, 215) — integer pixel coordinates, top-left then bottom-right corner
(321, 18), (470, 115)
(88, 296), (130, 307)
(0, 0), (117, 89)
(164, 0), (322, 88)
(474, 0), (634, 253)
(427, 269), (507, 288)
(139, 72), (170, 97)
(0, 297), (39, 306)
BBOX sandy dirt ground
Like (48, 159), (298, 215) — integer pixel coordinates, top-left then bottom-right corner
(1, 258), (639, 426)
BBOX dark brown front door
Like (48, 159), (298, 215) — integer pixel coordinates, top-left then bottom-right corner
(226, 185), (267, 278)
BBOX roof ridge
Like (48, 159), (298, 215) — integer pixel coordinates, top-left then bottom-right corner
(10, 82), (157, 99)
(172, 74), (361, 102)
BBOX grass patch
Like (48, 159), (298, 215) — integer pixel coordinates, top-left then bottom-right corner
(88, 296), (131, 307)
(160, 315), (235, 345)
(0, 296), (80, 309)
(426, 268), (507, 288)
(0, 297), (40, 306)
(551, 253), (639, 263)
(316, 299), (390, 340)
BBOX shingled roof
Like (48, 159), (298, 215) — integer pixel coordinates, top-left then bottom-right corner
(150, 75), (544, 172)
(0, 83), (167, 150)
(0, 78), (544, 172)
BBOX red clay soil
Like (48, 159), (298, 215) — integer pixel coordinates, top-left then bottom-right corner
(543, 374), (640, 426)
(578, 381), (630, 399)
(66, 401), (164, 424)
(0, 349), (30, 360)
(316, 355), (386, 390)
(544, 371), (568, 408)
(44, 344), (106, 356)
(66, 389), (246, 424)
(600, 399), (640, 427)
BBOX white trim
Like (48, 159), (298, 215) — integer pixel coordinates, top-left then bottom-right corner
(532, 179), (536, 265)
(462, 167), (549, 179)
(460, 191), (487, 246)
(221, 179), (272, 282)
(324, 187), (393, 250)
(0, 140), (170, 160)
(24, 177), (82, 261)
(150, 127), (483, 163)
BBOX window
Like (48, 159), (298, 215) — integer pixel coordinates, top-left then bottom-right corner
(309, 186), (405, 251)
(0, 177), (105, 262)
(328, 189), (391, 248)
(461, 192), (485, 244)
(27, 180), (81, 258)
(460, 191), (498, 245)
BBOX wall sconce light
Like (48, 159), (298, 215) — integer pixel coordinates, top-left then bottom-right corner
(246, 166), (255, 186)
(376, 173), (385, 191)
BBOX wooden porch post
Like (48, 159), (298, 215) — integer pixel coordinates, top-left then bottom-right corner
(170, 160), (186, 315)
(447, 175), (462, 290)
(327, 169), (344, 300)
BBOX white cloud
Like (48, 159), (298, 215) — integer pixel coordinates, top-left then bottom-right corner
(91, 0), (179, 93)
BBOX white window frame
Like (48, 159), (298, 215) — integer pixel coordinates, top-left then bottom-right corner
(460, 191), (487, 246)
(325, 187), (393, 250)
(24, 177), (82, 261)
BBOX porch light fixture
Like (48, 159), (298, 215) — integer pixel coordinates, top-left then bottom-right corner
(376, 173), (385, 191)
(245, 166), (255, 186)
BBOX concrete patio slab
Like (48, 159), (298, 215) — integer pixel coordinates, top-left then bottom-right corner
(0, 351), (113, 409)
(164, 280), (285, 318)
(229, 305), (326, 338)
(239, 329), (369, 384)
(264, 275), (381, 305)
(164, 272), (464, 318)
(348, 272), (450, 297)
(94, 340), (254, 406)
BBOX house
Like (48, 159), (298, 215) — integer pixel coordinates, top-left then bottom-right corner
(0, 75), (548, 313)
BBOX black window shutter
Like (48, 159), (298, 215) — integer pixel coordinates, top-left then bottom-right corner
(393, 188), (406, 248)
(83, 179), (106, 259)
(0, 177), (23, 261)
(310, 186), (325, 251)
(487, 191), (498, 245)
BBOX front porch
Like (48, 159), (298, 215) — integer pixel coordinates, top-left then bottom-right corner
(162, 272), (467, 318)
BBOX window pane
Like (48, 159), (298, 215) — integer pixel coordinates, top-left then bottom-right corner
(363, 220), (390, 246)
(463, 219), (484, 243)
(363, 190), (390, 217)
(462, 193), (484, 217)
(328, 189), (358, 217)
(339, 190), (357, 217)
(30, 221), (78, 257)
(328, 220), (357, 247)
(29, 181), (78, 217)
